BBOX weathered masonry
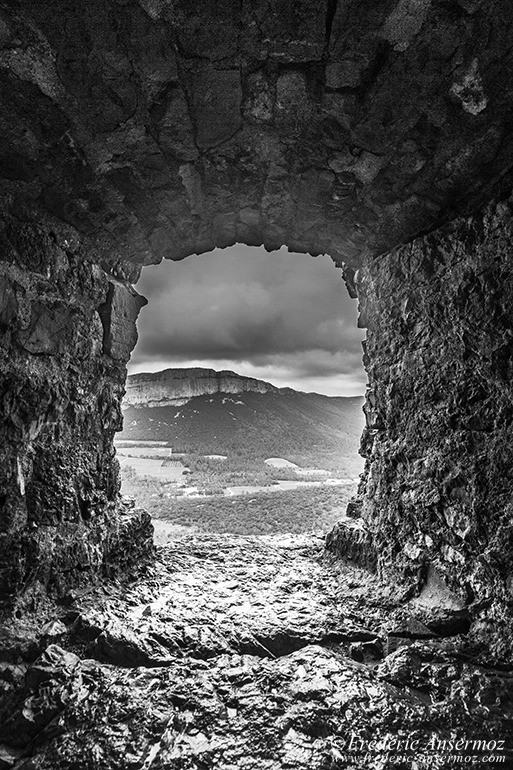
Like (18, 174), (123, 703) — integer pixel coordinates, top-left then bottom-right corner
(0, 0), (512, 648)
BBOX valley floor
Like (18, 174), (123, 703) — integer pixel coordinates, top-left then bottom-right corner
(1, 534), (512, 769)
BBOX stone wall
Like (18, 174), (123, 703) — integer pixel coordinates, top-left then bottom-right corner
(1, 0), (513, 271)
(1, 0), (513, 639)
(329, 196), (513, 649)
(0, 203), (153, 609)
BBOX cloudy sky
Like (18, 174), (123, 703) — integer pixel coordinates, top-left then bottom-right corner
(129, 245), (366, 396)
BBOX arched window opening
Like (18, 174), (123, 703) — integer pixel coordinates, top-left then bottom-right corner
(116, 245), (366, 543)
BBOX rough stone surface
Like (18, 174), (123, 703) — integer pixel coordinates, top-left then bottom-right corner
(331, 196), (513, 659)
(0, 536), (511, 769)
(0, 209), (153, 608)
(325, 517), (377, 572)
(0, 0), (513, 643)
(1, 1), (513, 269)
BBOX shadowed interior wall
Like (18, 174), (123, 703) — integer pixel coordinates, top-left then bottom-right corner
(0, 0), (512, 637)
(328, 196), (513, 652)
(0, 208), (152, 606)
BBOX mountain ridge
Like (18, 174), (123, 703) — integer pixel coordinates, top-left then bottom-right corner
(124, 366), (357, 408)
(119, 368), (365, 474)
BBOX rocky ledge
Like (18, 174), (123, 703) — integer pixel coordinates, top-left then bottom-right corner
(0, 534), (511, 769)
(124, 367), (282, 408)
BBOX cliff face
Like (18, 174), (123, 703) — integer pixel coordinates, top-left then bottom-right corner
(124, 368), (280, 407)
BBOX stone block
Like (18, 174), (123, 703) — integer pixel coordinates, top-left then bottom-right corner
(326, 61), (363, 89)
(325, 517), (377, 571)
(0, 278), (17, 330)
(19, 302), (71, 355)
(184, 64), (242, 150)
(99, 280), (147, 362)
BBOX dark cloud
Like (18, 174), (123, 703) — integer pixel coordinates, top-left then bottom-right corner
(129, 246), (366, 395)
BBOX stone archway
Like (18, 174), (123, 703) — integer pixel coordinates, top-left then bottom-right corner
(1, 0), (513, 647)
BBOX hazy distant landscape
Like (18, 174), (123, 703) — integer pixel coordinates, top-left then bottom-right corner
(116, 368), (365, 541)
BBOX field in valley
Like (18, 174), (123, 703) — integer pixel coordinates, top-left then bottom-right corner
(116, 439), (360, 541)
